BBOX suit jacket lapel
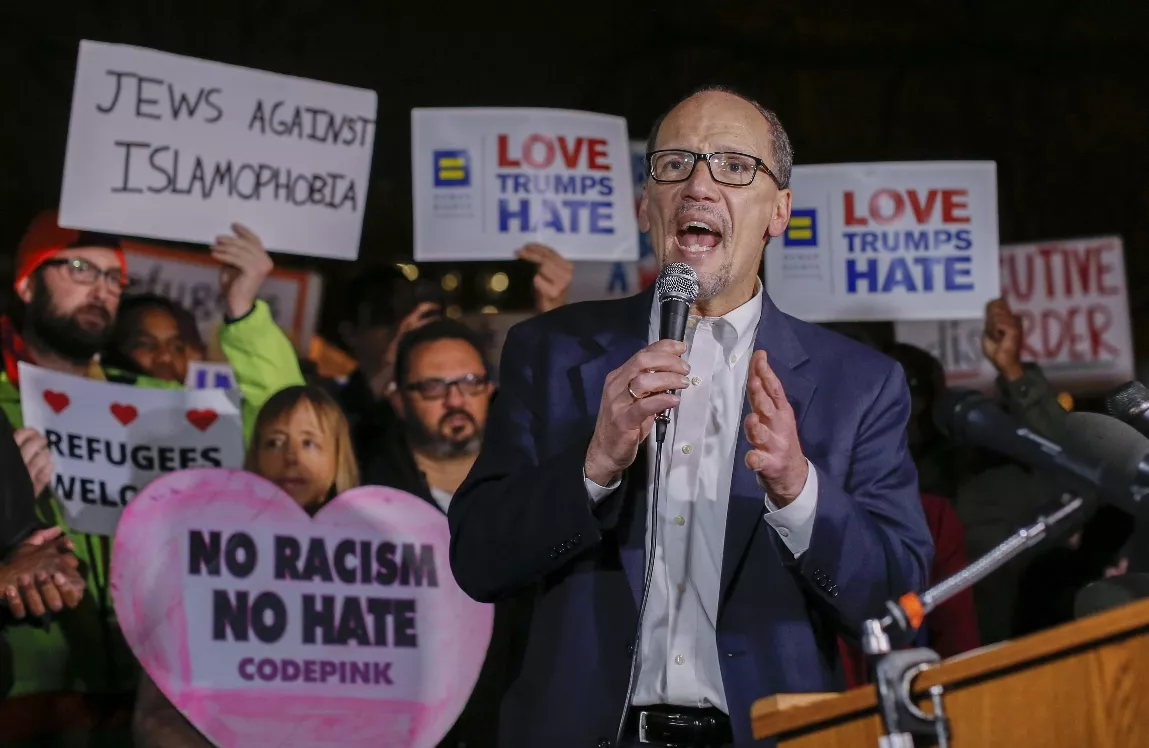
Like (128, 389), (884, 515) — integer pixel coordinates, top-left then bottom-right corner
(573, 287), (652, 607)
(720, 293), (816, 614)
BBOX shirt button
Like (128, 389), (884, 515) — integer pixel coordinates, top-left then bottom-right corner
(681, 444), (693, 455)
(778, 528), (790, 538)
(691, 376), (701, 386)
(675, 654), (685, 665)
(674, 516), (685, 526)
(729, 354), (738, 364)
(677, 582), (686, 593)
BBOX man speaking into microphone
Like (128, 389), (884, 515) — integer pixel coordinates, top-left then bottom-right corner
(448, 87), (933, 748)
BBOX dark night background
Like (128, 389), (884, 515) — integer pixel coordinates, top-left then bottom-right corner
(1, 0), (1147, 355)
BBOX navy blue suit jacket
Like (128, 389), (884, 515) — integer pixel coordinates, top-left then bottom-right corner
(448, 287), (934, 748)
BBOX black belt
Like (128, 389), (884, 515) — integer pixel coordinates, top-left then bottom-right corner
(624, 705), (733, 747)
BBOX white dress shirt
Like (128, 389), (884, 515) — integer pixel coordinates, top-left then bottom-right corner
(584, 283), (819, 712)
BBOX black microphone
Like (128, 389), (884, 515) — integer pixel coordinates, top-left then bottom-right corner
(1105, 381), (1149, 439)
(1075, 574), (1149, 619)
(933, 389), (1149, 517)
(654, 262), (699, 445)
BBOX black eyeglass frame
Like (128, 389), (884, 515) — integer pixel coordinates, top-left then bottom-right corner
(403, 373), (490, 400)
(39, 257), (126, 290)
(647, 149), (782, 189)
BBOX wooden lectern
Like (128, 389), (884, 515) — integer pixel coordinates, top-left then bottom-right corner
(752, 597), (1149, 747)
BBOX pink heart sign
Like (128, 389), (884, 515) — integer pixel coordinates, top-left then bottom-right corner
(111, 468), (493, 748)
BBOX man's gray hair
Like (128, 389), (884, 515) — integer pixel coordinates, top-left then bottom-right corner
(644, 85), (794, 189)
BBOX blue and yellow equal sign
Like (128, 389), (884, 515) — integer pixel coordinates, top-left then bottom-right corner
(433, 150), (471, 187)
(783, 209), (818, 247)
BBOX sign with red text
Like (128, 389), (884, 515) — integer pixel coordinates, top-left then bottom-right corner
(569, 140), (660, 302)
(122, 240), (323, 356)
(767, 162), (999, 322)
(18, 363), (243, 536)
(411, 108), (637, 262)
(59, 41), (377, 260)
(113, 471), (492, 748)
(895, 237), (1133, 393)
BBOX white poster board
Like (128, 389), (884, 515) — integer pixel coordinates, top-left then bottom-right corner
(186, 361), (237, 390)
(768, 162), (1000, 322)
(896, 237), (1134, 393)
(411, 108), (637, 262)
(60, 40), (377, 260)
(122, 240), (323, 356)
(568, 140), (660, 302)
(19, 363), (244, 536)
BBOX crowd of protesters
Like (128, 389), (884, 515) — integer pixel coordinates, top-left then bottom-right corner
(0, 197), (1135, 748)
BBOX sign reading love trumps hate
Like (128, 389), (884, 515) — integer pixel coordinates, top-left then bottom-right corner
(59, 40), (377, 260)
(113, 471), (491, 748)
(768, 162), (999, 322)
(411, 108), (638, 262)
(18, 363), (242, 536)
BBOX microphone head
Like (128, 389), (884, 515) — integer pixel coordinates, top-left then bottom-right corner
(1106, 381), (1149, 422)
(656, 262), (700, 305)
(1062, 411), (1149, 484)
(932, 387), (991, 442)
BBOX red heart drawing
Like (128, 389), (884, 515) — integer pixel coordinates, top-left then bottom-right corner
(112, 470), (492, 748)
(43, 390), (71, 414)
(110, 403), (139, 426)
(186, 409), (218, 432)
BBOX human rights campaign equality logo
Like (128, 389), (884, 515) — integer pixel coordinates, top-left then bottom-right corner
(783, 209), (818, 247)
(433, 150), (470, 187)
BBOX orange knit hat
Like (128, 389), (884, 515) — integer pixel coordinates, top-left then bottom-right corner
(13, 211), (126, 290)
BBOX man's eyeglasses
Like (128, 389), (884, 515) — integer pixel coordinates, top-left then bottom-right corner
(41, 258), (125, 292)
(647, 149), (782, 189)
(404, 374), (489, 400)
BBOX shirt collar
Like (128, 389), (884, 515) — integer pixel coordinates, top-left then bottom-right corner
(647, 279), (763, 362)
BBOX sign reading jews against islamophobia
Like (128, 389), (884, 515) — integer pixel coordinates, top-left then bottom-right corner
(18, 363), (243, 536)
(895, 237), (1134, 394)
(59, 41), (377, 260)
(410, 108), (638, 262)
(766, 162), (1000, 322)
(112, 470), (493, 748)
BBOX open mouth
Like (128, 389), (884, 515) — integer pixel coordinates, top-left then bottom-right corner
(676, 219), (724, 250)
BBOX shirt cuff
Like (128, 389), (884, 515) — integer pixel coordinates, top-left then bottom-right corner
(760, 459), (819, 557)
(584, 471), (621, 505)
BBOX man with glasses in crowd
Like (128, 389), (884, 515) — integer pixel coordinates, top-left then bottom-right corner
(372, 318), (494, 512)
(0, 211), (302, 745)
(449, 87), (932, 748)
(363, 317), (510, 748)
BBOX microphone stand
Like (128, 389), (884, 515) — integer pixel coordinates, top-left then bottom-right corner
(860, 494), (1087, 748)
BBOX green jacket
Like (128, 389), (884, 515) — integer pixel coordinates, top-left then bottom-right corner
(1, 301), (304, 703)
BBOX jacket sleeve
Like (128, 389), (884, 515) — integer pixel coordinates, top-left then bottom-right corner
(217, 300), (305, 445)
(997, 363), (1067, 440)
(448, 323), (609, 604)
(788, 361), (934, 636)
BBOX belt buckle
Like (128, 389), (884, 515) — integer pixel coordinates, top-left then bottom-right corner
(638, 711), (651, 744)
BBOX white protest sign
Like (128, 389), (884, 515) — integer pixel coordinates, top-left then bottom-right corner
(18, 363), (244, 536)
(568, 140), (659, 302)
(411, 108), (637, 262)
(186, 361), (237, 390)
(896, 237), (1134, 393)
(60, 40), (377, 260)
(123, 240), (323, 355)
(767, 162), (999, 322)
